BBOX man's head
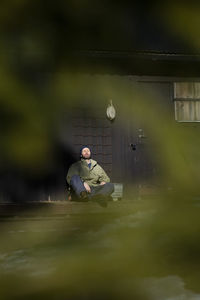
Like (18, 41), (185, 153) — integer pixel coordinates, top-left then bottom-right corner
(80, 146), (91, 160)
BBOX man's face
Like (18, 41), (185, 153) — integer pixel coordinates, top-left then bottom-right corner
(81, 147), (91, 159)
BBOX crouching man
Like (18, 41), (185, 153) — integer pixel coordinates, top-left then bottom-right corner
(66, 146), (114, 205)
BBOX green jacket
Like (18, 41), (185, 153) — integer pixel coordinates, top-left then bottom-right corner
(66, 159), (110, 186)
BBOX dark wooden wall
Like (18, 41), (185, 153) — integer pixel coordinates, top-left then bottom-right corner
(61, 76), (200, 197)
(3, 75), (200, 202)
(61, 76), (175, 190)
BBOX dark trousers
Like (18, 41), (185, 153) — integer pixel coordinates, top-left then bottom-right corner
(70, 175), (114, 198)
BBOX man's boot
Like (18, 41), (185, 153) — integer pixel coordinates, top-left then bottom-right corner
(80, 190), (89, 201)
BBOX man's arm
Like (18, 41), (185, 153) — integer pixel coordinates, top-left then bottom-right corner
(98, 166), (110, 183)
(66, 163), (78, 185)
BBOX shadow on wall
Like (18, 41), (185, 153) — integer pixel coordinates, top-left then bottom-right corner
(0, 143), (76, 203)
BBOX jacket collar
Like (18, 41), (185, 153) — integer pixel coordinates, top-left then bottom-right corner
(81, 158), (97, 169)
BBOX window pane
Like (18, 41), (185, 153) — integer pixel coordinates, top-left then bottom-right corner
(175, 100), (200, 122)
(174, 82), (200, 99)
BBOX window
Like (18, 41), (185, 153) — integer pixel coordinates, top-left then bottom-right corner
(174, 82), (200, 122)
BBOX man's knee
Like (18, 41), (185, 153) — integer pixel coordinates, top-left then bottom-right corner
(70, 175), (81, 185)
(104, 182), (114, 194)
(69, 175), (86, 197)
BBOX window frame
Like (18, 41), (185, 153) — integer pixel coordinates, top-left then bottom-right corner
(173, 82), (200, 123)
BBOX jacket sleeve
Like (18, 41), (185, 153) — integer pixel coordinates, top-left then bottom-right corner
(66, 163), (79, 185)
(98, 165), (110, 183)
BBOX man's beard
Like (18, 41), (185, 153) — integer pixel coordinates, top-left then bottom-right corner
(82, 154), (91, 160)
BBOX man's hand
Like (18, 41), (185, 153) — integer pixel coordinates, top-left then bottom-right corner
(84, 182), (91, 193)
(100, 181), (106, 185)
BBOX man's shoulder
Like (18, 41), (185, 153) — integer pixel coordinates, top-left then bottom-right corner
(91, 159), (98, 167)
(91, 159), (97, 164)
(92, 160), (104, 170)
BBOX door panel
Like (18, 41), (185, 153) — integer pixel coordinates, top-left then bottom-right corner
(112, 79), (172, 190)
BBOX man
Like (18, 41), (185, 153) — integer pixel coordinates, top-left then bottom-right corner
(66, 146), (114, 205)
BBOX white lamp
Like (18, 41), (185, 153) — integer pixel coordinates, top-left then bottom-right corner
(106, 99), (116, 121)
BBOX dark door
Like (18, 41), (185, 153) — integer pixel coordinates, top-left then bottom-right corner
(111, 80), (172, 192)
